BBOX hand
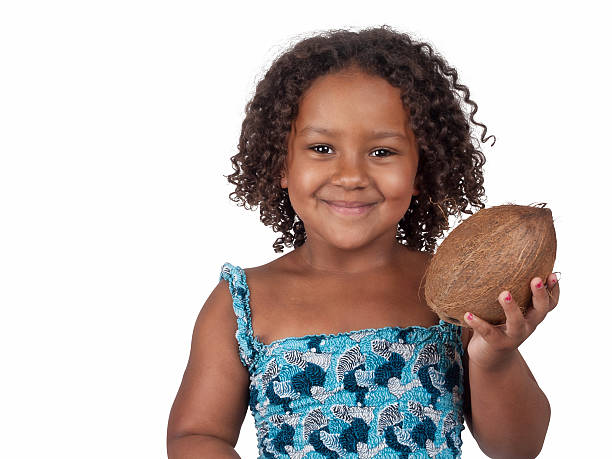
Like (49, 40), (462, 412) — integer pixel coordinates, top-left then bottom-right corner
(463, 273), (560, 371)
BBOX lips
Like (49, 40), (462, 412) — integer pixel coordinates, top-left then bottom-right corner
(323, 200), (376, 208)
(322, 199), (377, 216)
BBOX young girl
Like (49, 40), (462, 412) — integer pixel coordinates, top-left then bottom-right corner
(167, 25), (559, 458)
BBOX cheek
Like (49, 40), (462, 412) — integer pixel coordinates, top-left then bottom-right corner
(287, 160), (325, 194)
(379, 170), (416, 199)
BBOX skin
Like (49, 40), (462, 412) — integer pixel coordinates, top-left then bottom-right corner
(245, 65), (440, 355)
(280, 68), (559, 456)
(167, 66), (560, 458)
(462, 276), (559, 458)
(280, 66), (421, 275)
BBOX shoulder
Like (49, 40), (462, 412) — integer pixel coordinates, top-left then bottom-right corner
(398, 247), (433, 273)
(398, 247), (433, 293)
(167, 271), (250, 446)
(240, 257), (295, 332)
(412, 248), (433, 267)
(242, 251), (302, 288)
(241, 253), (304, 296)
(202, 275), (242, 341)
(242, 262), (282, 294)
(395, 248), (441, 327)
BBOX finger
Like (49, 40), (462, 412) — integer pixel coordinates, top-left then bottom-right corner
(498, 290), (527, 338)
(526, 277), (551, 324)
(546, 273), (560, 310)
(464, 311), (506, 343)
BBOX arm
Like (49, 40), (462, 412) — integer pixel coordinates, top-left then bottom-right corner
(464, 332), (550, 458)
(462, 273), (559, 458)
(168, 435), (241, 458)
(167, 279), (250, 458)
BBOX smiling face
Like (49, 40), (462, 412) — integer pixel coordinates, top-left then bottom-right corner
(281, 67), (420, 252)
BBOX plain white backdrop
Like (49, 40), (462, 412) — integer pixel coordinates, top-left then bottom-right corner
(1, 1), (609, 457)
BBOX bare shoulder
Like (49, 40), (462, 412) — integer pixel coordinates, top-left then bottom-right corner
(396, 247), (432, 275)
(195, 277), (244, 349)
(242, 258), (288, 304)
(242, 256), (296, 340)
(410, 248), (433, 268)
(399, 247), (434, 292)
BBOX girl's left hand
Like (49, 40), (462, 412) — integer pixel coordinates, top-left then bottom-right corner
(463, 273), (560, 371)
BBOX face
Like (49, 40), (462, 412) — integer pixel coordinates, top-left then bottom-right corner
(281, 67), (420, 251)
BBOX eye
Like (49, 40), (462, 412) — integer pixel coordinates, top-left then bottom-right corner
(310, 145), (333, 154)
(309, 145), (397, 157)
(370, 148), (396, 158)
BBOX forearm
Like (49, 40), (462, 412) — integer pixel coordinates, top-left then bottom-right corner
(167, 433), (241, 459)
(469, 349), (550, 458)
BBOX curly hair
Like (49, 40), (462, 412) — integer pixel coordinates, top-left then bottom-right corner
(224, 25), (494, 254)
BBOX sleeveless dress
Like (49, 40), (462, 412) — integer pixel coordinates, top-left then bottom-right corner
(220, 262), (466, 459)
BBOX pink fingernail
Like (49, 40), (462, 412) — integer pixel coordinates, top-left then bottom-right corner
(467, 312), (473, 321)
(536, 280), (543, 289)
(504, 293), (512, 302)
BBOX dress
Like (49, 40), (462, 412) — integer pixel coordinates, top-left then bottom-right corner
(219, 262), (466, 458)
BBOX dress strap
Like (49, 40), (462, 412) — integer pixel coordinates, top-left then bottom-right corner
(219, 262), (257, 369)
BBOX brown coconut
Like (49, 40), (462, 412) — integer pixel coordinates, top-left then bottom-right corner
(423, 203), (557, 327)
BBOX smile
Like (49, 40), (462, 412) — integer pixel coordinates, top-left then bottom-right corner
(322, 200), (377, 216)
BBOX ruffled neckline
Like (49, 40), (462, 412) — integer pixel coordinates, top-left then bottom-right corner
(252, 319), (457, 350)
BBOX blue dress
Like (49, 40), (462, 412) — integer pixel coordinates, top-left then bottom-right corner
(220, 262), (466, 458)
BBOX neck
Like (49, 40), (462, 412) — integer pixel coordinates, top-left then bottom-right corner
(294, 235), (406, 276)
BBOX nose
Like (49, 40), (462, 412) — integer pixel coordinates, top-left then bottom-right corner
(330, 153), (370, 189)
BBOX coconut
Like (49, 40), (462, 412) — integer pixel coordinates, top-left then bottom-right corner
(423, 203), (557, 327)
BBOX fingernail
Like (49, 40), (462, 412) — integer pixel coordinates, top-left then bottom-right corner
(466, 312), (473, 321)
(536, 280), (543, 289)
(504, 293), (512, 302)
(551, 275), (557, 285)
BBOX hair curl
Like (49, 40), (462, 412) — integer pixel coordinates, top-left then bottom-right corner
(225, 25), (494, 254)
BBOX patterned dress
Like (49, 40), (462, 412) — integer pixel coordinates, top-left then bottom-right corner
(220, 262), (466, 458)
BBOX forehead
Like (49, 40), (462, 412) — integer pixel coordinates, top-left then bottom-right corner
(294, 69), (410, 135)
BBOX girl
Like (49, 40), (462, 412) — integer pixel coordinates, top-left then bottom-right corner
(167, 25), (559, 458)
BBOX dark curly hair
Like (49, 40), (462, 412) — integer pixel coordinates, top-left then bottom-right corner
(225, 25), (494, 254)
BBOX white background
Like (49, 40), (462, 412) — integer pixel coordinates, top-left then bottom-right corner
(1, 1), (609, 457)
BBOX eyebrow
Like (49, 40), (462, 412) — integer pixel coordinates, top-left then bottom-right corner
(297, 125), (407, 140)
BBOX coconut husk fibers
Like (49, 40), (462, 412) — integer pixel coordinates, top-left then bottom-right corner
(423, 203), (557, 327)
